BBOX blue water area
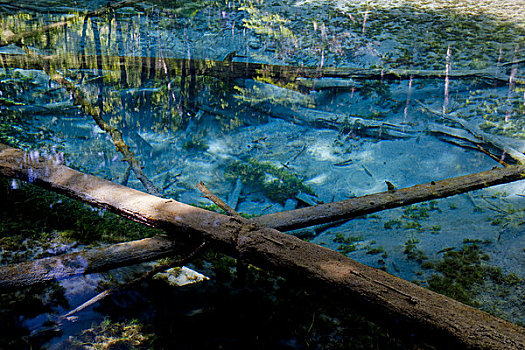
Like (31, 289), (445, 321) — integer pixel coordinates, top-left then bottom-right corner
(0, 0), (524, 348)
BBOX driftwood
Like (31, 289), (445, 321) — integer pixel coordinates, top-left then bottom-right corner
(0, 143), (524, 349)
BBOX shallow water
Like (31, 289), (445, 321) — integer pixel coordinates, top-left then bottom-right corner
(0, 0), (524, 348)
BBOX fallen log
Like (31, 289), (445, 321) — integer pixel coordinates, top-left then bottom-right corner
(3, 146), (525, 285)
(0, 235), (186, 289)
(0, 143), (524, 349)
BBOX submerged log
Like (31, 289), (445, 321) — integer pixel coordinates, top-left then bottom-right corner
(0, 235), (185, 289)
(418, 101), (525, 164)
(0, 143), (524, 349)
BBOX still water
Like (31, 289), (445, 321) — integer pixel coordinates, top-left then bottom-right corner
(0, 0), (524, 348)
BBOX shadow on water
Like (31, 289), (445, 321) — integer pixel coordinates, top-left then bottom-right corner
(0, 0), (524, 348)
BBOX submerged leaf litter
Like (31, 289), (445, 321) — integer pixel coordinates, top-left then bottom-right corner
(0, 0), (524, 347)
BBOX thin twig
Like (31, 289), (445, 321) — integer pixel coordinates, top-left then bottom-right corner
(197, 181), (243, 219)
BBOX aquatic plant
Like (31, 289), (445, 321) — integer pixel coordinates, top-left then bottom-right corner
(333, 233), (363, 254)
(182, 135), (209, 151)
(410, 239), (525, 311)
(403, 239), (427, 263)
(63, 318), (154, 349)
(225, 158), (315, 204)
(0, 178), (159, 265)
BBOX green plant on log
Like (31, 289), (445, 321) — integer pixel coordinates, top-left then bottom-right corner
(225, 158), (315, 204)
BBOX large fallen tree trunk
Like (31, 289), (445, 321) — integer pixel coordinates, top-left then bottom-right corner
(4, 161), (525, 289)
(1, 143), (524, 349)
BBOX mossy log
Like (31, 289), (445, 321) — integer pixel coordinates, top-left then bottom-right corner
(0, 143), (524, 349)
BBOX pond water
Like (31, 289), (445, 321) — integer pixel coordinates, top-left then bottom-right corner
(0, 0), (524, 348)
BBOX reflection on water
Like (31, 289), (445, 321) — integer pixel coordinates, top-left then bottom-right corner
(0, 0), (524, 347)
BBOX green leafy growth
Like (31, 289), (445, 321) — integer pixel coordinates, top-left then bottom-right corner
(333, 233), (363, 255)
(225, 158), (315, 204)
(0, 178), (159, 264)
(403, 239), (427, 263)
(426, 240), (522, 306)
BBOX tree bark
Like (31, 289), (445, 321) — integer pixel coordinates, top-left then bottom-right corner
(0, 143), (524, 349)
(254, 163), (525, 231)
(4, 158), (525, 289)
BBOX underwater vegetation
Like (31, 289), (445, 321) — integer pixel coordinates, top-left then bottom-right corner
(384, 201), (442, 233)
(57, 318), (155, 349)
(0, 178), (159, 265)
(413, 239), (524, 322)
(333, 232), (363, 254)
(225, 158), (315, 204)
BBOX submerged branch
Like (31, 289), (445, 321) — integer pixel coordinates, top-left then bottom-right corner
(34, 53), (162, 196)
(0, 235), (184, 290)
(417, 100), (525, 164)
(58, 241), (206, 322)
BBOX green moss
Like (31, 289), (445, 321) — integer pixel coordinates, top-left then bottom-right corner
(383, 218), (402, 229)
(182, 135), (208, 151)
(64, 318), (154, 349)
(0, 178), (160, 264)
(333, 233), (363, 255)
(403, 239), (427, 263)
(429, 225), (441, 233)
(423, 240), (523, 307)
(225, 158), (315, 204)
(366, 247), (384, 255)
